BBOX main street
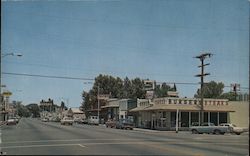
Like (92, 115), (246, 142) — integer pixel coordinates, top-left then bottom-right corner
(0, 118), (248, 155)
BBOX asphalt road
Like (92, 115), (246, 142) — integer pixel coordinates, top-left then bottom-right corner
(0, 118), (249, 155)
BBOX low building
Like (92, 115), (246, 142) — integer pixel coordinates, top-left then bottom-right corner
(130, 97), (233, 130)
(101, 98), (119, 120)
(228, 101), (249, 128)
(101, 99), (137, 122)
(71, 107), (86, 119)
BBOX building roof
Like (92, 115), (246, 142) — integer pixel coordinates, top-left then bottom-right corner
(101, 104), (119, 109)
(130, 104), (234, 112)
(71, 108), (84, 114)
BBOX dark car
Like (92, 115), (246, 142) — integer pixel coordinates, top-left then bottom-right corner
(105, 119), (117, 128)
(116, 119), (134, 130)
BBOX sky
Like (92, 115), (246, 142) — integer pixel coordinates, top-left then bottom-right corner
(2, 0), (249, 108)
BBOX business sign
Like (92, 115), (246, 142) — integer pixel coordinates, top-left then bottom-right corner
(98, 94), (110, 100)
(2, 91), (12, 97)
(146, 91), (154, 99)
(144, 80), (155, 91)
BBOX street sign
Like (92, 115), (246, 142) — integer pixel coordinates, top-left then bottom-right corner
(2, 91), (12, 97)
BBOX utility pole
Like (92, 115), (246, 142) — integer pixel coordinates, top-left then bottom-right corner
(97, 85), (100, 124)
(194, 52), (212, 125)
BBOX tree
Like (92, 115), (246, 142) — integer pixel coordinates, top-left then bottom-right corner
(131, 78), (146, 99)
(16, 103), (31, 117)
(220, 92), (237, 101)
(26, 103), (40, 118)
(81, 74), (147, 115)
(154, 83), (176, 98)
(194, 81), (224, 98)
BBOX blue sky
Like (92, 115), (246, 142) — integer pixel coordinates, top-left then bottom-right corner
(2, 0), (249, 108)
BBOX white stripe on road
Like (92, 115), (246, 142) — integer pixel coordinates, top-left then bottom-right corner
(1, 143), (86, 149)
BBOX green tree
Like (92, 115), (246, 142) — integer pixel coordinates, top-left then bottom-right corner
(220, 92), (237, 101)
(81, 74), (147, 114)
(154, 83), (176, 98)
(17, 103), (31, 117)
(26, 103), (40, 118)
(194, 81), (224, 98)
(131, 78), (146, 99)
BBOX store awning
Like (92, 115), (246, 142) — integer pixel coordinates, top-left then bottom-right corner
(133, 104), (235, 112)
(101, 104), (119, 109)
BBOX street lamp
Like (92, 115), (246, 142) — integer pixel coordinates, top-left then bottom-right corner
(2, 53), (22, 58)
(0, 52), (22, 121)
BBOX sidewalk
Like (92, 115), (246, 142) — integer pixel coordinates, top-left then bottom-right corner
(133, 127), (189, 133)
(0, 121), (7, 127)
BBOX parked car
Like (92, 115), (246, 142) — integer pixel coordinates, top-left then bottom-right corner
(105, 119), (117, 128)
(41, 118), (49, 122)
(219, 123), (245, 135)
(61, 117), (74, 125)
(51, 117), (61, 122)
(87, 116), (99, 125)
(116, 119), (134, 130)
(82, 119), (88, 124)
(15, 117), (20, 123)
(74, 118), (84, 124)
(190, 122), (229, 135)
(7, 118), (17, 125)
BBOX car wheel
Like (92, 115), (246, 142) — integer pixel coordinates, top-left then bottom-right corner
(192, 129), (198, 134)
(235, 132), (241, 135)
(214, 129), (221, 135)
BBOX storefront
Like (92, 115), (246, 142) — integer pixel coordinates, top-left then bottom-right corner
(130, 97), (234, 130)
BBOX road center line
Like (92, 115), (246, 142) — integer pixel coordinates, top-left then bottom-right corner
(78, 144), (86, 148)
(1, 143), (83, 149)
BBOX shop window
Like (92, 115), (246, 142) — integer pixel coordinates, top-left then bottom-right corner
(170, 112), (176, 127)
(219, 112), (227, 124)
(179, 100), (182, 104)
(210, 112), (218, 126)
(191, 112), (199, 126)
(174, 100), (177, 104)
(204, 112), (208, 122)
(184, 100), (187, 104)
(194, 100), (197, 105)
(181, 112), (189, 127)
(168, 99), (172, 104)
(189, 100), (192, 105)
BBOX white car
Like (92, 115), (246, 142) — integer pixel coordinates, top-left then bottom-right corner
(219, 123), (245, 135)
(41, 118), (49, 122)
(7, 118), (17, 125)
(61, 117), (74, 125)
(87, 116), (99, 125)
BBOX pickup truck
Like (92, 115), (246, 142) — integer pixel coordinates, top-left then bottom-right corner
(190, 122), (229, 135)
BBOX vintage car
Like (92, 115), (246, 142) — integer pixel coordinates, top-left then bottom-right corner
(219, 123), (245, 135)
(74, 117), (84, 124)
(60, 117), (74, 125)
(190, 122), (229, 135)
(116, 119), (134, 130)
(41, 118), (49, 122)
(7, 118), (17, 125)
(87, 116), (99, 125)
(105, 119), (117, 128)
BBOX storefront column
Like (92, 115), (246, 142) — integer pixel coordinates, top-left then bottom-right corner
(179, 111), (181, 127)
(189, 112), (191, 127)
(217, 112), (220, 125)
(198, 111), (200, 125)
(208, 112), (210, 123)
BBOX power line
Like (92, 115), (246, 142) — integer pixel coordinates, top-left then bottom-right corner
(2, 72), (94, 81)
(3, 72), (249, 89)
